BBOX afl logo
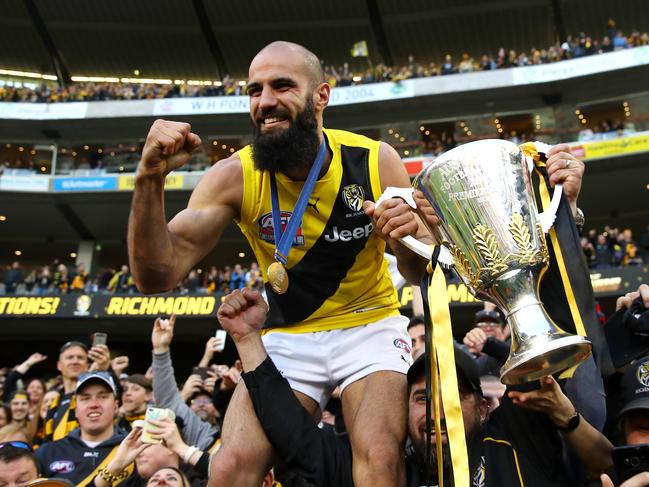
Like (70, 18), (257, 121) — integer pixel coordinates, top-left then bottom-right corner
(49, 460), (75, 473)
(258, 211), (305, 246)
(637, 362), (649, 387)
(393, 338), (411, 353)
(341, 184), (365, 212)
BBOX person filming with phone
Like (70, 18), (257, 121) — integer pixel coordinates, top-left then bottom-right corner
(43, 335), (115, 443)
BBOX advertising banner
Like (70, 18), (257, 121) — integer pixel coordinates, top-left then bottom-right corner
(0, 294), (220, 319)
(0, 175), (49, 192)
(53, 177), (118, 192)
(0, 101), (88, 120)
(117, 174), (184, 190)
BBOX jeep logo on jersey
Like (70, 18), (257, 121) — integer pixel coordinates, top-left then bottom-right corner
(341, 184), (365, 212)
(258, 211), (305, 246)
(324, 223), (373, 243)
(49, 460), (75, 473)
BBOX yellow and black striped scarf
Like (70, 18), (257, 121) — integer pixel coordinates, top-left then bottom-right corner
(529, 151), (613, 376)
(43, 392), (78, 443)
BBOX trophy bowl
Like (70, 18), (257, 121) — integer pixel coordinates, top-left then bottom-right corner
(413, 139), (591, 384)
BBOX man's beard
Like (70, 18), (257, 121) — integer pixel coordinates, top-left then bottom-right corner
(412, 433), (454, 486)
(412, 413), (483, 486)
(252, 98), (320, 174)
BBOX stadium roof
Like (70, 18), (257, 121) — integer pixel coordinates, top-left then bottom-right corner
(2, 0), (648, 82)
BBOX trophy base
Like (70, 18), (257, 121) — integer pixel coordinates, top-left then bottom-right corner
(500, 334), (592, 385)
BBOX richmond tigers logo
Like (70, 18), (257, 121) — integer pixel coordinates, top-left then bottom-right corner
(341, 184), (365, 212)
(637, 362), (649, 387)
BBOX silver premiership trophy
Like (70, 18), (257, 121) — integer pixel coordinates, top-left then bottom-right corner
(413, 139), (591, 384)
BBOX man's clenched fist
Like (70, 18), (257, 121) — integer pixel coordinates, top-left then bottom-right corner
(140, 119), (202, 177)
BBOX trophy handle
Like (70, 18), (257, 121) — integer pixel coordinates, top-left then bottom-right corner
(376, 187), (454, 268)
(526, 141), (562, 234)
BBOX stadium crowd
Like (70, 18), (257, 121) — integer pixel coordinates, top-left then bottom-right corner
(1, 26), (647, 103)
(1, 283), (648, 486)
(3, 225), (648, 297)
(582, 227), (649, 268)
(2, 262), (264, 296)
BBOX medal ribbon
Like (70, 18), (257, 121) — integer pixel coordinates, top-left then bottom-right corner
(270, 139), (328, 264)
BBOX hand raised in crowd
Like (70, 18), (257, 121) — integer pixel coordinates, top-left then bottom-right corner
(100, 427), (149, 486)
(463, 328), (489, 355)
(152, 314), (177, 354)
(203, 370), (217, 394)
(602, 472), (649, 487)
(111, 356), (130, 376)
(199, 336), (222, 368)
(180, 374), (203, 402)
(145, 365), (153, 382)
(545, 144), (585, 213)
(616, 283), (649, 311)
(140, 120), (202, 177)
(507, 376), (576, 429)
(88, 344), (111, 372)
(219, 361), (243, 392)
(16, 352), (47, 375)
(217, 289), (268, 341)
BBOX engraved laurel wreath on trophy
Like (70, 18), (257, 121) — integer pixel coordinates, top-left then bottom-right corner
(402, 139), (592, 384)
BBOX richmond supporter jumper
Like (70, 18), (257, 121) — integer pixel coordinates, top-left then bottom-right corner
(237, 128), (400, 333)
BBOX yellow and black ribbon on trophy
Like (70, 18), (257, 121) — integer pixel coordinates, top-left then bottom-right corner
(520, 142), (613, 377)
(420, 246), (470, 487)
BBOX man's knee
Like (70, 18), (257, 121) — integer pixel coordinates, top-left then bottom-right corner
(356, 440), (405, 473)
(210, 446), (267, 483)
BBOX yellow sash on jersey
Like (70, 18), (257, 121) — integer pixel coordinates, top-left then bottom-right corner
(76, 443), (134, 487)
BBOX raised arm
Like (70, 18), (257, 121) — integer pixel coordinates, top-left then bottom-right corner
(508, 376), (613, 479)
(128, 119), (242, 293)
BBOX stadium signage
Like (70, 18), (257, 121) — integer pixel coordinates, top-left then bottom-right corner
(0, 101), (88, 120)
(0, 297), (61, 315)
(150, 81), (415, 116)
(0, 175), (49, 192)
(570, 132), (649, 160)
(53, 176), (118, 192)
(398, 283), (479, 308)
(153, 96), (250, 116)
(0, 294), (219, 318)
(118, 174), (184, 190)
(105, 296), (215, 316)
(513, 45), (649, 85)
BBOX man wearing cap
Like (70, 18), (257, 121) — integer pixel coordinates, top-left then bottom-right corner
(0, 441), (39, 486)
(43, 340), (113, 443)
(462, 308), (510, 376)
(217, 288), (614, 486)
(36, 372), (132, 485)
(616, 355), (649, 446)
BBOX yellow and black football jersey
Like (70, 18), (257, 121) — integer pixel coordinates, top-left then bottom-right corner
(237, 128), (400, 334)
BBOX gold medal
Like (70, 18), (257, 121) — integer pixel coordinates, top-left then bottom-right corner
(267, 261), (289, 294)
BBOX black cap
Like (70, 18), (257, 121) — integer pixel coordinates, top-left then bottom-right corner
(474, 309), (504, 326)
(407, 344), (483, 397)
(618, 356), (649, 418)
(75, 371), (117, 396)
